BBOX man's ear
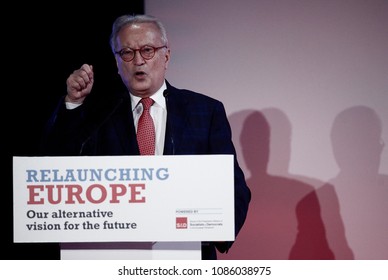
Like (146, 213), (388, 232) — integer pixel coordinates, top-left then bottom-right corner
(164, 48), (171, 68)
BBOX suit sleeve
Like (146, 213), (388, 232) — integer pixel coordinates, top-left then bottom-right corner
(40, 95), (90, 156)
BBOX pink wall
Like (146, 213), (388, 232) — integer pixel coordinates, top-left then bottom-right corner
(147, 0), (388, 259)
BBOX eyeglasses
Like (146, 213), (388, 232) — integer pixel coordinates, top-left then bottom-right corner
(115, 45), (167, 62)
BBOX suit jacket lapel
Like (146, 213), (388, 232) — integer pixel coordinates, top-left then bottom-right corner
(163, 83), (188, 155)
(112, 95), (140, 155)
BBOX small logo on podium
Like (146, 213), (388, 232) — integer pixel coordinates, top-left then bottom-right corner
(176, 217), (188, 229)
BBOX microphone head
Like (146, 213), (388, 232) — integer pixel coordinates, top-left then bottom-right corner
(163, 90), (169, 97)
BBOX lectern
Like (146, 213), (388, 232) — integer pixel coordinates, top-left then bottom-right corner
(13, 155), (234, 260)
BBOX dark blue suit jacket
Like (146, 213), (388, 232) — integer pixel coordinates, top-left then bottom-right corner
(42, 80), (251, 259)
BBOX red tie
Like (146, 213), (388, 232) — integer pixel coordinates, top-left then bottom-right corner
(137, 97), (155, 155)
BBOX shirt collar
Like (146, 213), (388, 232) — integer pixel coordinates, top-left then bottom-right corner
(130, 81), (167, 111)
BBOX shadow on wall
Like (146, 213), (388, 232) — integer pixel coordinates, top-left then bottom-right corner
(318, 105), (388, 259)
(218, 109), (337, 260)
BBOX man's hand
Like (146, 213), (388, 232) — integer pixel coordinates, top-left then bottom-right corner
(65, 64), (94, 104)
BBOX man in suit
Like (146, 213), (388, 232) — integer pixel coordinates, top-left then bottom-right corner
(41, 14), (251, 260)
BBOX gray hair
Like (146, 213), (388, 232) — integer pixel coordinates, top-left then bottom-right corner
(109, 14), (168, 53)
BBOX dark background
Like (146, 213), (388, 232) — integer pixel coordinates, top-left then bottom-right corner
(5, 1), (144, 260)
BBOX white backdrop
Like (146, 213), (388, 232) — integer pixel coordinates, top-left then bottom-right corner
(146, 0), (388, 259)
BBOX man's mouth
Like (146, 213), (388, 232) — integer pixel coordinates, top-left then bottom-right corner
(135, 71), (146, 77)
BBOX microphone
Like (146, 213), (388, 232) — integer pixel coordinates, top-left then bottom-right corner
(163, 89), (175, 155)
(79, 97), (123, 155)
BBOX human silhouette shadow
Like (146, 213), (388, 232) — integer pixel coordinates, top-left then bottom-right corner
(218, 109), (333, 259)
(318, 105), (388, 259)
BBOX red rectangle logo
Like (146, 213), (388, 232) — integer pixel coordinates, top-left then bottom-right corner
(176, 217), (188, 229)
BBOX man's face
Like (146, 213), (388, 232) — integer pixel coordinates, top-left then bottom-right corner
(115, 22), (170, 97)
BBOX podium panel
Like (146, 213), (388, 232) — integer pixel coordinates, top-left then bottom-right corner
(13, 155), (234, 260)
